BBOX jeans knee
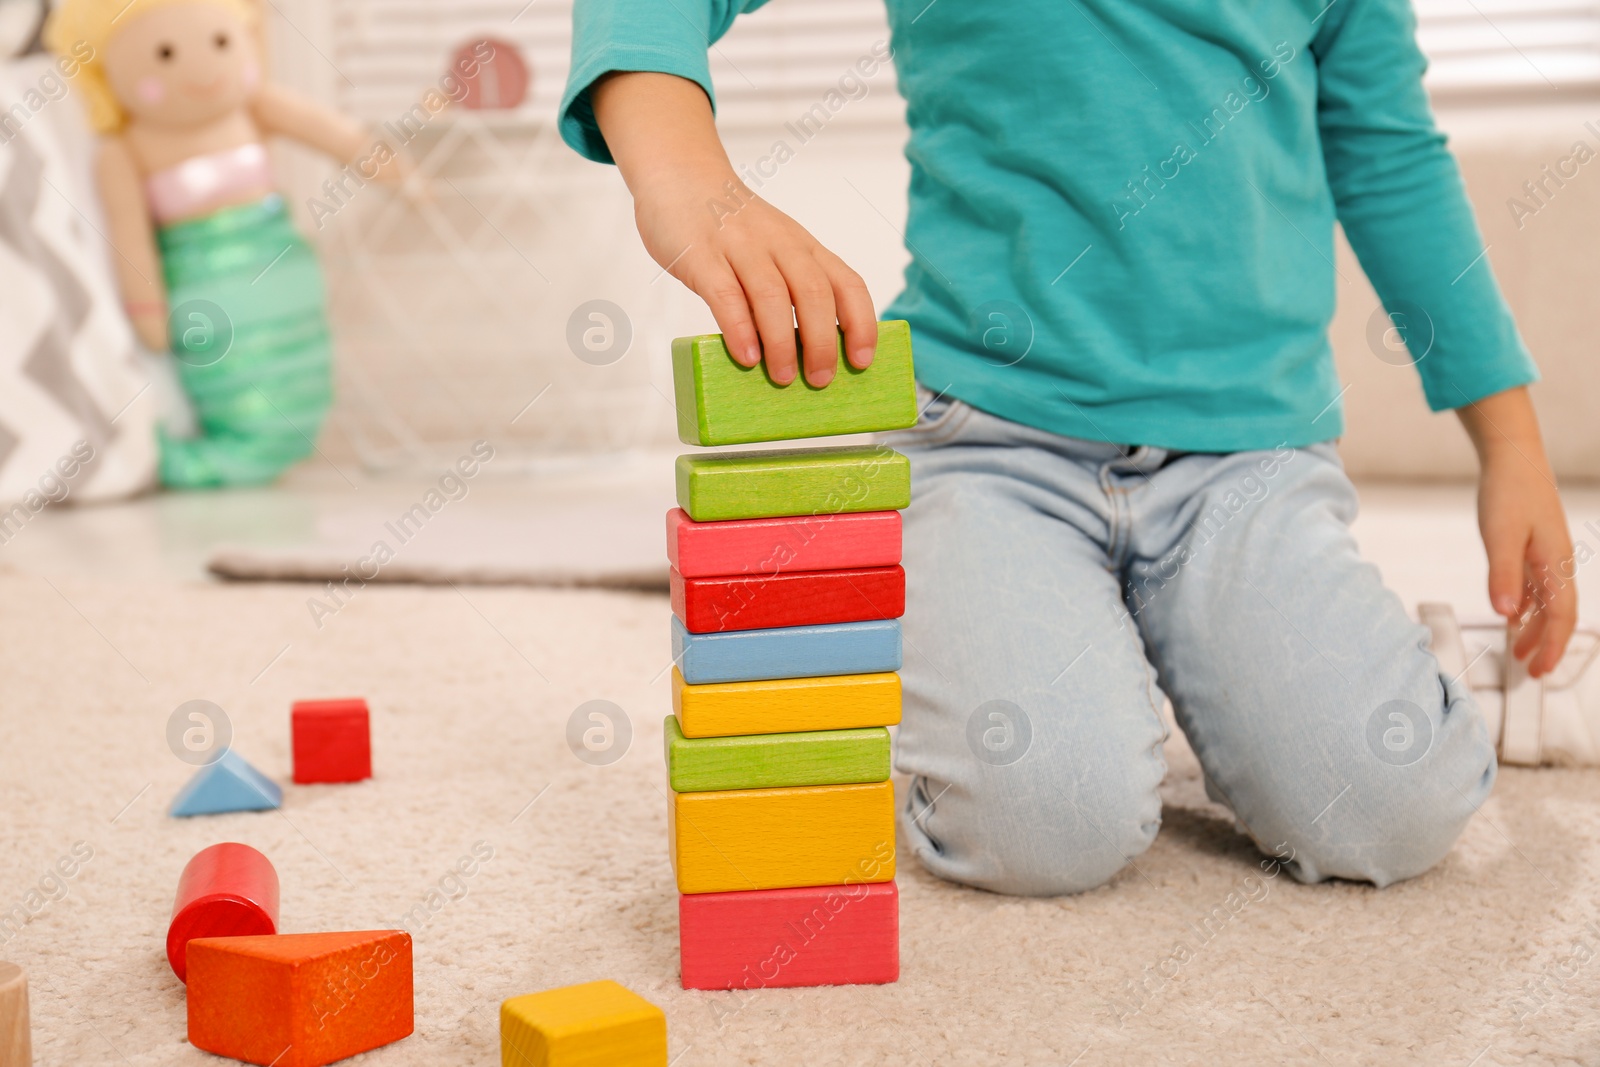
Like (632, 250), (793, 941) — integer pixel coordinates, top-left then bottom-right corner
(988, 815), (1157, 896)
(902, 770), (1162, 896)
(1281, 685), (1495, 888)
(1287, 786), (1469, 887)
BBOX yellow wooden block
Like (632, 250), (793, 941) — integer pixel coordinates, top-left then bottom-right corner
(669, 780), (896, 894)
(500, 980), (666, 1067)
(671, 667), (902, 738)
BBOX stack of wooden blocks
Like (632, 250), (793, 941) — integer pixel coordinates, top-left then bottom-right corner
(665, 321), (917, 991)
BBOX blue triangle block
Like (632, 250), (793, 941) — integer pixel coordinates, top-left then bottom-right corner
(169, 749), (283, 817)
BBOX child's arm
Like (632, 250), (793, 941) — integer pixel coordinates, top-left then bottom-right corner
(1311, 0), (1576, 672)
(1456, 386), (1576, 677)
(94, 136), (168, 351)
(592, 72), (877, 388)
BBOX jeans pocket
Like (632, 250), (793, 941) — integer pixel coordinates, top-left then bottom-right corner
(884, 386), (971, 447)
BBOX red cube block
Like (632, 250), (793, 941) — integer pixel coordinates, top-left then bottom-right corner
(292, 699), (371, 784)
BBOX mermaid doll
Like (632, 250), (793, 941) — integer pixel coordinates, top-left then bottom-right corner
(44, 0), (401, 487)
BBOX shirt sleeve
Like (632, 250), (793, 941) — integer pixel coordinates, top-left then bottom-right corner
(1311, 0), (1538, 411)
(559, 0), (771, 164)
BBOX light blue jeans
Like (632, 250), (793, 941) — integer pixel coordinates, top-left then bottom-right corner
(884, 392), (1495, 895)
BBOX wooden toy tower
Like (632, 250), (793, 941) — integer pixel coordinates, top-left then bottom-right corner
(664, 321), (917, 990)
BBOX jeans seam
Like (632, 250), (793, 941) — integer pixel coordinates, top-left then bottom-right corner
(1099, 462), (1130, 568)
(1121, 618), (1167, 735)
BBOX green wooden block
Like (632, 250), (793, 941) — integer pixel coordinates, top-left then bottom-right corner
(664, 715), (891, 792)
(671, 319), (917, 445)
(675, 445), (910, 522)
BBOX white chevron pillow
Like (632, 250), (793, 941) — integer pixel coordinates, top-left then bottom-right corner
(0, 55), (155, 515)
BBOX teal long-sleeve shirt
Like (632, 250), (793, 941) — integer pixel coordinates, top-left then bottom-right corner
(559, 0), (1536, 451)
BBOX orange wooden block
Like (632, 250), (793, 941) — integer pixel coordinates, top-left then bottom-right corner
(187, 931), (413, 1067)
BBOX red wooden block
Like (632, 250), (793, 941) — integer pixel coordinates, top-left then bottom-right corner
(292, 699), (371, 784)
(167, 842), (279, 983)
(671, 565), (905, 634)
(679, 882), (898, 990)
(666, 507), (902, 579)
(187, 930), (413, 1067)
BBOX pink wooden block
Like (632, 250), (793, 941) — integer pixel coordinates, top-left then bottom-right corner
(679, 882), (898, 990)
(666, 508), (902, 579)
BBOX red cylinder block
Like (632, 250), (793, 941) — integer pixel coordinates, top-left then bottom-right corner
(167, 842), (279, 983)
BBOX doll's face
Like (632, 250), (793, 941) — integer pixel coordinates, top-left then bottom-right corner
(102, 2), (259, 129)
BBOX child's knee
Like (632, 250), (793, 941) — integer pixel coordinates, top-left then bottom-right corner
(1287, 787), (1475, 887)
(1279, 683), (1495, 887)
(902, 769), (1161, 897)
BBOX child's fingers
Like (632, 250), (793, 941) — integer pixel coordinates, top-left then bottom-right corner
(1527, 532), (1579, 677)
(728, 250), (800, 386)
(1531, 591), (1577, 677)
(815, 247), (878, 369)
(687, 254), (761, 368)
(776, 250), (842, 388)
(1484, 521), (1530, 619)
(1512, 603), (1546, 661)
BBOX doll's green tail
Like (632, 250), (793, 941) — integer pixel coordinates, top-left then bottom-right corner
(156, 195), (333, 488)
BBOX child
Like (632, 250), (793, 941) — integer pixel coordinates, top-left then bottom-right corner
(561, 0), (1578, 893)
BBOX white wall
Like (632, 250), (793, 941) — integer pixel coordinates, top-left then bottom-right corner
(1332, 102), (1600, 482)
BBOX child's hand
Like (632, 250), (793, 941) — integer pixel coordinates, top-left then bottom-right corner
(1478, 458), (1576, 677)
(631, 174), (877, 387)
(1459, 386), (1578, 678)
(593, 72), (877, 387)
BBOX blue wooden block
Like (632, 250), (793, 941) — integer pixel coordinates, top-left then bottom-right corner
(671, 616), (904, 684)
(170, 749), (283, 817)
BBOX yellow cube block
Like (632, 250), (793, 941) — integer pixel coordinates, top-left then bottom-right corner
(672, 668), (901, 738)
(669, 780), (896, 894)
(500, 980), (666, 1067)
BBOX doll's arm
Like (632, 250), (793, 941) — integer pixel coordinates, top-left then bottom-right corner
(95, 136), (169, 351)
(250, 85), (406, 183)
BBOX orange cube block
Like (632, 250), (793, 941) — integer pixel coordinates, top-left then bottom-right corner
(186, 930), (413, 1067)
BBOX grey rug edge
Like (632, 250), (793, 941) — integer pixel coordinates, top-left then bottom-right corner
(206, 547), (669, 593)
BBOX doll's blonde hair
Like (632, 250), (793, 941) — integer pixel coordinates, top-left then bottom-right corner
(44, 0), (260, 134)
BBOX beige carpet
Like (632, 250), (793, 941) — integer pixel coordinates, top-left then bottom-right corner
(3, 569), (1600, 1067)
